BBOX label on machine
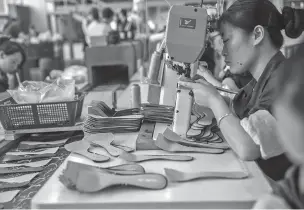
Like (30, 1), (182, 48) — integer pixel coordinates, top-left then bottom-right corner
(179, 18), (196, 29)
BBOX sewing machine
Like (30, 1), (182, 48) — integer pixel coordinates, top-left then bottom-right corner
(145, 4), (213, 136)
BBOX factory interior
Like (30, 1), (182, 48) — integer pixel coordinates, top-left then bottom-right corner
(0, 0), (304, 209)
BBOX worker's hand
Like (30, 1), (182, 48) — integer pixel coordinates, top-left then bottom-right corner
(197, 65), (222, 87)
(197, 65), (212, 78)
(222, 77), (240, 92)
(218, 70), (226, 80)
(178, 80), (221, 108)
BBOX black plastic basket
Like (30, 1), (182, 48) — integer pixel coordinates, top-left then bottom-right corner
(0, 93), (85, 130)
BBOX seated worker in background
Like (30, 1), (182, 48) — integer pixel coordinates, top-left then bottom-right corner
(73, 7), (113, 46)
(2, 18), (21, 39)
(0, 36), (26, 92)
(179, 0), (300, 182)
(117, 9), (137, 34)
(253, 33), (304, 209)
(117, 9), (129, 31)
(100, 7), (114, 31)
(86, 7), (113, 45)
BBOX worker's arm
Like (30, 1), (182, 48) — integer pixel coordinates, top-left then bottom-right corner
(179, 80), (261, 161)
(211, 96), (261, 160)
(72, 13), (85, 22)
(197, 65), (222, 87)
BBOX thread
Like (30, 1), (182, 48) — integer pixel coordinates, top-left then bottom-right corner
(131, 84), (141, 108)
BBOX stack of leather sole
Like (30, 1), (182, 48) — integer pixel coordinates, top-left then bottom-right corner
(140, 104), (174, 124)
(83, 101), (143, 134)
(186, 115), (223, 143)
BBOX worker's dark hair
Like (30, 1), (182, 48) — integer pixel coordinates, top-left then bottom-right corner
(102, 7), (114, 19)
(89, 7), (100, 21)
(219, 0), (304, 49)
(0, 36), (26, 69)
(120, 9), (128, 18)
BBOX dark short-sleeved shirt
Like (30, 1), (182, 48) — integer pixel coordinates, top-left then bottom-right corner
(273, 166), (304, 209)
(223, 71), (252, 89)
(232, 51), (292, 181)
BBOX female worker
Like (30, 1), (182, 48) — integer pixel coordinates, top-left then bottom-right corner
(254, 26), (304, 209)
(0, 36), (26, 92)
(179, 0), (301, 182)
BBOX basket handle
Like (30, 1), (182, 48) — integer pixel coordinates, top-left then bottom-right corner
(76, 92), (87, 101)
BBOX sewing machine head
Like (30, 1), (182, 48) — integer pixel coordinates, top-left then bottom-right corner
(166, 5), (208, 66)
(158, 5), (214, 106)
(165, 5), (217, 78)
(163, 5), (218, 136)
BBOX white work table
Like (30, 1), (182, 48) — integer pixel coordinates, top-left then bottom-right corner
(31, 150), (271, 209)
(31, 74), (272, 209)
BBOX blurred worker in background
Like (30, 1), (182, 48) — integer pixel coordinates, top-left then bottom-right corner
(253, 30), (304, 210)
(2, 17), (21, 39)
(73, 7), (114, 48)
(0, 36), (26, 92)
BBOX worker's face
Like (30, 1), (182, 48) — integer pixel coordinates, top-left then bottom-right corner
(0, 52), (22, 74)
(274, 83), (304, 165)
(220, 22), (255, 75)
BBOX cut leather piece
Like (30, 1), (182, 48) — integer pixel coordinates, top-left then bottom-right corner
(2, 154), (55, 162)
(140, 104), (174, 124)
(0, 159), (51, 168)
(83, 113), (143, 134)
(197, 117), (213, 126)
(112, 144), (134, 152)
(0, 173), (39, 184)
(7, 147), (59, 155)
(0, 190), (20, 203)
(164, 168), (249, 182)
(119, 152), (194, 162)
(60, 161), (168, 193)
(163, 128), (229, 150)
(0, 173), (38, 190)
(65, 141), (110, 162)
(190, 126), (203, 131)
(86, 133), (124, 157)
(192, 122), (205, 128)
(89, 101), (115, 117)
(29, 132), (74, 142)
(0, 166), (44, 175)
(186, 129), (202, 137)
(192, 103), (213, 119)
(202, 129), (213, 138)
(191, 124), (205, 130)
(190, 115), (198, 124)
(18, 139), (69, 150)
(0, 181), (30, 190)
(155, 134), (224, 154)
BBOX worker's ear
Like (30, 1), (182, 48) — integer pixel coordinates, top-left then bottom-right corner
(252, 25), (264, 46)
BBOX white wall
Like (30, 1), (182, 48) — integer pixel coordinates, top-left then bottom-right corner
(23, 0), (48, 32)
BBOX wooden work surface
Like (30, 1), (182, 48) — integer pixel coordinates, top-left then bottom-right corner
(31, 73), (272, 209)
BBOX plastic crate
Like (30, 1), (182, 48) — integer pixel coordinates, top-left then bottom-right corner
(0, 93), (85, 131)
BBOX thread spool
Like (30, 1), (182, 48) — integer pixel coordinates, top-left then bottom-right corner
(139, 65), (146, 83)
(147, 51), (161, 84)
(131, 84), (141, 108)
